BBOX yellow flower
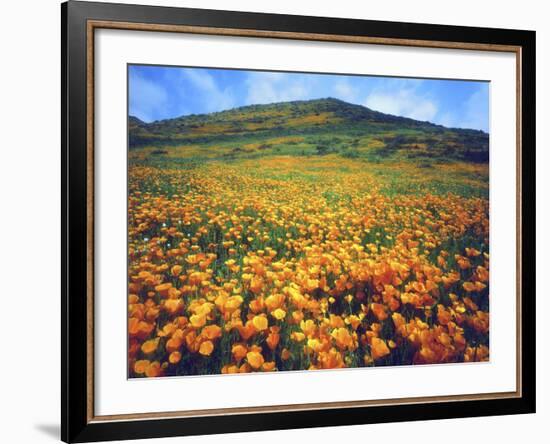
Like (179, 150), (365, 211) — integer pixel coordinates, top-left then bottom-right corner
(169, 351), (181, 364)
(190, 314), (207, 328)
(262, 361), (276, 371)
(171, 265), (183, 276)
(145, 361), (162, 377)
(155, 283), (172, 297)
(249, 277), (263, 294)
(291, 331), (305, 342)
(134, 359), (150, 374)
(370, 338), (390, 360)
(246, 351), (265, 369)
(141, 338), (159, 355)
(252, 315), (268, 331)
(271, 308), (286, 321)
(222, 364), (239, 374)
(307, 338), (322, 353)
(201, 324), (222, 340)
(164, 298), (183, 315)
(266, 329), (280, 350)
(232, 343), (248, 361)
(199, 340), (214, 356)
(371, 303), (388, 321)
(331, 328), (354, 350)
(300, 319), (316, 337)
(304, 278), (319, 292)
(463, 282), (476, 292)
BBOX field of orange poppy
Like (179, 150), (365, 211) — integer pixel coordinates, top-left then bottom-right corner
(127, 151), (489, 378)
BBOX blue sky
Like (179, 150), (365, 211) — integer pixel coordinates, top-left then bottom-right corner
(129, 65), (489, 132)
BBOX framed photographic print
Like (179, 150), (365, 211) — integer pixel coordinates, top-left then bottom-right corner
(62, 1), (536, 442)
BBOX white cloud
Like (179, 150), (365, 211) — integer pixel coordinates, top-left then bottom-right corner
(129, 74), (169, 122)
(333, 80), (358, 103)
(458, 88), (488, 131)
(438, 112), (457, 128)
(182, 70), (235, 113)
(364, 87), (438, 122)
(245, 73), (310, 105)
(427, 88), (488, 131)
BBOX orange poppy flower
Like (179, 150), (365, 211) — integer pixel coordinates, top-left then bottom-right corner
(134, 359), (150, 374)
(199, 340), (214, 356)
(141, 338), (159, 355)
(169, 351), (182, 364)
(266, 330), (280, 350)
(252, 315), (268, 332)
(145, 361), (162, 377)
(246, 351), (265, 369)
(190, 314), (207, 328)
(232, 343), (248, 361)
(201, 325), (222, 340)
(370, 337), (390, 360)
(271, 308), (286, 321)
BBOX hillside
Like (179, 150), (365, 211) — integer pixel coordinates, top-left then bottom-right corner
(129, 97), (488, 163)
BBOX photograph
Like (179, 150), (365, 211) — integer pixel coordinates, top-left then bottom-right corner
(56, 1), (536, 441)
(127, 65), (490, 378)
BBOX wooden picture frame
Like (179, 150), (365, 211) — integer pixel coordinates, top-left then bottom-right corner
(62, 1), (536, 442)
